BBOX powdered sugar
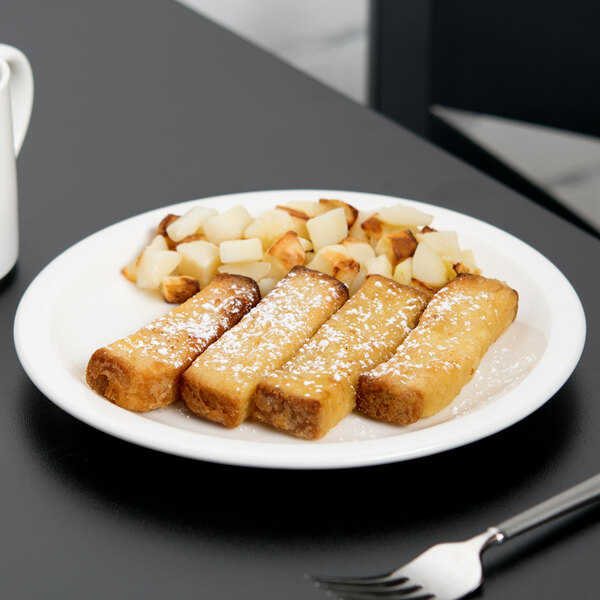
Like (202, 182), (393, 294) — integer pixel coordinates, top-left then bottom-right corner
(193, 267), (348, 381)
(268, 276), (429, 393)
(111, 280), (258, 369)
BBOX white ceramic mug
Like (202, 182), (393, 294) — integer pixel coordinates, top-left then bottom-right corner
(0, 44), (33, 279)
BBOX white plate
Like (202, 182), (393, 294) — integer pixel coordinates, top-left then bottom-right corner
(14, 190), (586, 469)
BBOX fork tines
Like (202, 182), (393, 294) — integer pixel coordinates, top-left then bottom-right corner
(310, 574), (434, 599)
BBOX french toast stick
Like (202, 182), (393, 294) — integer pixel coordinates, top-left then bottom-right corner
(252, 275), (430, 439)
(356, 274), (518, 424)
(180, 266), (348, 428)
(86, 273), (260, 411)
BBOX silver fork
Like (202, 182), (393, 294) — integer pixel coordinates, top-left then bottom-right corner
(310, 473), (600, 600)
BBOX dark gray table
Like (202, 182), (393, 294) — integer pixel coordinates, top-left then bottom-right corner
(1, 2), (598, 599)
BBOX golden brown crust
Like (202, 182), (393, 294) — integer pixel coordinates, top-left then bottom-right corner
(356, 273), (518, 424)
(356, 373), (424, 425)
(180, 265), (349, 428)
(253, 382), (324, 440)
(251, 275), (430, 439)
(160, 275), (201, 304)
(181, 378), (241, 428)
(156, 213), (180, 249)
(86, 273), (260, 411)
(275, 205), (310, 221)
(319, 198), (359, 228)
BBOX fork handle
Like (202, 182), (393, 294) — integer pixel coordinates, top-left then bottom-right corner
(495, 473), (600, 541)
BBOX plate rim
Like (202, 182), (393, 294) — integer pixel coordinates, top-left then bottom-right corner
(14, 189), (587, 469)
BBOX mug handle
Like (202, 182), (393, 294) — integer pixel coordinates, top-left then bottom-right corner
(0, 44), (34, 156)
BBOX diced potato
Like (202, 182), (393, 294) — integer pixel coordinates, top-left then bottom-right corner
(121, 261), (137, 283)
(284, 200), (328, 218)
(348, 210), (374, 241)
(219, 238), (264, 263)
(160, 275), (200, 303)
(319, 198), (359, 228)
(156, 215), (180, 248)
(364, 254), (393, 278)
(393, 257), (413, 286)
(458, 249), (480, 274)
(136, 249), (181, 289)
(126, 200), (482, 308)
(378, 204), (434, 227)
(316, 244), (349, 257)
(217, 261), (271, 281)
(157, 213), (179, 235)
(298, 237), (313, 251)
(147, 234), (168, 251)
(441, 248), (480, 277)
(451, 258), (481, 276)
(452, 263), (470, 275)
(307, 245), (359, 287)
(307, 207), (348, 251)
(416, 230), (460, 257)
(176, 240), (220, 288)
(166, 206), (217, 242)
(174, 233), (207, 246)
(276, 205), (309, 220)
(203, 205), (253, 245)
(330, 256), (360, 287)
(375, 230), (418, 267)
(412, 241), (451, 288)
(340, 237), (376, 265)
(258, 277), (278, 297)
(360, 214), (397, 245)
(244, 209), (295, 249)
(124, 234), (171, 286)
(306, 253), (333, 277)
(265, 231), (305, 279)
(348, 267), (367, 296)
(276, 205), (310, 238)
(410, 278), (438, 294)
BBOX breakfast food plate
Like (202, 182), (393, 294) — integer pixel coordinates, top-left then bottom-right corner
(14, 189), (586, 469)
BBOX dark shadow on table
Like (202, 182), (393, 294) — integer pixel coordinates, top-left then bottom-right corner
(0, 263), (18, 293)
(18, 373), (587, 562)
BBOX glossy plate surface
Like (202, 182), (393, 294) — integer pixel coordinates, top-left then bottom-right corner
(14, 190), (586, 469)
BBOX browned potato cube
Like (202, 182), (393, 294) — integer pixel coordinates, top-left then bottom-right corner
(156, 213), (180, 237)
(361, 214), (385, 243)
(156, 213), (180, 249)
(331, 253), (360, 287)
(453, 261), (480, 276)
(348, 210), (373, 241)
(275, 205), (310, 238)
(265, 231), (306, 278)
(121, 262), (137, 283)
(175, 233), (207, 246)
(375, 229), (418, 267)
(319, 198), (359, 228)
(276, 205), (309, 220)
(160, 275), (201, 303)
(306, 245), (360, 287)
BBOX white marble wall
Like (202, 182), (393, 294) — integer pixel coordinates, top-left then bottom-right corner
(436, 107), (600, 231)
(177, 0), (599, 231)
(177, 0), (369, 103)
